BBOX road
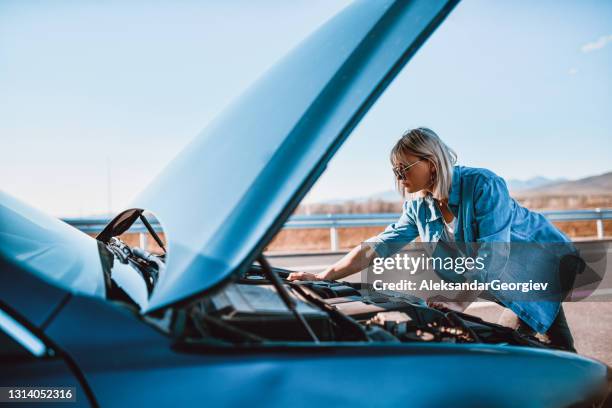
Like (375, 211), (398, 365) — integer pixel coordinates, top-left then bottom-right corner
(268, 250), (612, 366)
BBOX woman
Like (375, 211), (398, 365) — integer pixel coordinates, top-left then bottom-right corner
(288, 127), (577, 351)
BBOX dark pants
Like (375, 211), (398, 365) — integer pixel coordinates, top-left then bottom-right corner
(492, 253), (581, 352)
(497, 305), (576, 352)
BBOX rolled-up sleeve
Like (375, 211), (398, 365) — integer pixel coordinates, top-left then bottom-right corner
(366, 201), (419, 258)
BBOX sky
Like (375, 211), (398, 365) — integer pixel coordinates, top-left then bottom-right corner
(1, 0), (610, 217)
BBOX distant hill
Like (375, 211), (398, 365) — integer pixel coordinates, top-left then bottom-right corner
(515, 171), (612, 197)
(319, 189), (403, 205)
(361, 190), (404, 202)
(313, 172), (612, 207)
(506, 176), (566, 193)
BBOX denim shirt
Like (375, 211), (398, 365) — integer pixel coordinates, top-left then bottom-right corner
(371, 165), (573, 333)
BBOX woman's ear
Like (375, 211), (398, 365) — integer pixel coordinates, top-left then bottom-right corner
(428, 161), (438, 190)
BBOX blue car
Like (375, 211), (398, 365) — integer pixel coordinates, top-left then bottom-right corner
(1, 1), (610, 406)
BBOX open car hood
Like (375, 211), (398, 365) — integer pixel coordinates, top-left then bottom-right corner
(135, 0), (459, 312)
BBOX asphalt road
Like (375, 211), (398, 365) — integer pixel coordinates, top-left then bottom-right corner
(268, 249), (612, 366)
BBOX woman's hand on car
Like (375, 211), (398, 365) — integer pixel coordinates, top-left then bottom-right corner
(287, 271), (324, 281)
(427, 297), (470, 313)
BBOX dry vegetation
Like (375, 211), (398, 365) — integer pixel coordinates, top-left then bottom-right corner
(267, 194), (612, 252)
(102, 195), (611, 254)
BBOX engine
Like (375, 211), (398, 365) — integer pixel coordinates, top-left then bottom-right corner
(189, 266), (551, 349)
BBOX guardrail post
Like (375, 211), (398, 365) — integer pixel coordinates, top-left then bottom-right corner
(330, 227), (339, 251)
(139, 233), (148, 250)
(327, 213), (339, 251)
(595, 208), (604, 239)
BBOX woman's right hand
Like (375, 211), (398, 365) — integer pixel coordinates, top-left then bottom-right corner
(287, 271), (324, 281)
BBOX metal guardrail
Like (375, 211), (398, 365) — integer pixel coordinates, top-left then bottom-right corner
(63, 208), (611, 250)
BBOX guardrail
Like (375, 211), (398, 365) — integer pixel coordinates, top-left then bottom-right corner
(63, 208), (611, 251)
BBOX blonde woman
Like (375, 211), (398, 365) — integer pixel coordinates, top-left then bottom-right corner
(288, 127), (578, 351)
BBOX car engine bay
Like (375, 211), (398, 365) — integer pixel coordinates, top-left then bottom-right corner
(100, 229), (554, 350)
(179, 263), (554, 349)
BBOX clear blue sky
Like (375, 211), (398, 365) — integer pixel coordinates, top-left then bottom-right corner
(1, 0), (610, 216)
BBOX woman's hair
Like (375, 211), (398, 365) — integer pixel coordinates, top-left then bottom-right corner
(390, 127), (457, 200)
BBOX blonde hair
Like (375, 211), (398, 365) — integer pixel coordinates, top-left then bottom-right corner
(390, 127), (457, 200)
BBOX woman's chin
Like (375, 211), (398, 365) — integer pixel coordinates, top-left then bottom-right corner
(404, 186), (427, 196)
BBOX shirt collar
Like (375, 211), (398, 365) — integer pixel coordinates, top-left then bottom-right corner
(420, 165), (461, 222)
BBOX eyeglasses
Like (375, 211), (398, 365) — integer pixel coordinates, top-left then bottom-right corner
(393, 158), (424, 181)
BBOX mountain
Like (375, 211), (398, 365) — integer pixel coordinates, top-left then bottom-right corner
(506, 176), (566, 193)
(313, 172), (612, 206)
(318, 189), (403, 205)
(365, 190), (404, 202)
(515, 171), (612, 196)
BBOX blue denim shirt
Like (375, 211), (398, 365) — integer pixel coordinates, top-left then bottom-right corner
(371, 165), (573, 333)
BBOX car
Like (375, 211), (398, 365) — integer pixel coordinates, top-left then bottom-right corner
(1, 0), (611, 406)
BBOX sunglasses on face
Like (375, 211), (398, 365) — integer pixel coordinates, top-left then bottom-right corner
(393, 158), (424, 180)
